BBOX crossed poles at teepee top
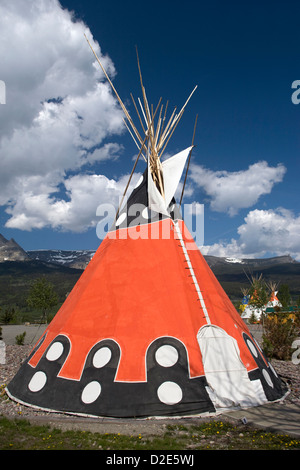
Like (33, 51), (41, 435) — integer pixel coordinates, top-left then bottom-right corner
(84, 34), (198, 218)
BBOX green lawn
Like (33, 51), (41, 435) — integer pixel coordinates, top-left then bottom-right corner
(0, 416), (299, 450)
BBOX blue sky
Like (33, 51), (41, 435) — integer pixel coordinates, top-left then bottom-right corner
(0, 0), (299, 259)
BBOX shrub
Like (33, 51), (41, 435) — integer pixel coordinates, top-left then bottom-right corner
(15, 332), (26, 345)
(262, 311), (298, 360)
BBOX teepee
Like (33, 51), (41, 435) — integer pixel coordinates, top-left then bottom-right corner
(6, 42), (288, 418)
(241, 278), (282, 321)
(239, 287), (250, 311)
(266, 281), (282, 309)
(241, 274), (265, 322)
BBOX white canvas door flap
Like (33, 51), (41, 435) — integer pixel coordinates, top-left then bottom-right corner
(162, 146), (192, 208)
(197, 325), (266, 409)
(148, 147), (192, 215)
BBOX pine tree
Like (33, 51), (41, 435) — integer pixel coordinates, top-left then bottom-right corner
(27, 277), (58, 323)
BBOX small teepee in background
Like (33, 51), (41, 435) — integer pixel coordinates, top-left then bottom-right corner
(266, 281), (282, 309)
(241, 287), (250, 306)
(239, 287), (250, 315)
(6, 40), (288, 418)
(241, 274), (266, 322)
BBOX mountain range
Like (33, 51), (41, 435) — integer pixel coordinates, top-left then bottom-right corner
(0, 233), (299, 306)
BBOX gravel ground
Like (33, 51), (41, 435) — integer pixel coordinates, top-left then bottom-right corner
(0, 344), (299, 427)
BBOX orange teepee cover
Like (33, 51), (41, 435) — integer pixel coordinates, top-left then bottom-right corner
(6, 167), (287, 417)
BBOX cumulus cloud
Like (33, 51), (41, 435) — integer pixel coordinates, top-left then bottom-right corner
(237, 208), (300, 258)
(190, 161), (286, 216)
(202, 208), (300, 261)
(201, 239), (244, 258)
(0, 0), (127, 231)
(5, 172), (142, 233)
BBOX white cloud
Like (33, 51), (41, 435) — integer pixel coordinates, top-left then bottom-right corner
(0, 0), (127, 230)
(237, 208), (300, 259)
(87, 143), (124, 163)
(5, 172), (142, 233)
(201, 239), (245, 258)
(190, 161), (286, 216)
(202, 208), (300, 261)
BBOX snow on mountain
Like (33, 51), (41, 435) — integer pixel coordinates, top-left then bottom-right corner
(28, 249), (96, 269)
(225, 257), (244, 264)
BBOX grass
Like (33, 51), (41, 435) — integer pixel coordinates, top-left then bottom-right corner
(0, 416), (299, 450)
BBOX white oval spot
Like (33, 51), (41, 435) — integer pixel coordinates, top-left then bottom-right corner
(262, 369), (274, 388)
(92, 347), (112, 368)
(268, 362), (278, 378)
(81, 381), (101, 404)
(155, 345), (178, 367)
(157, 381), (183, 405)
(247, 339), (258, 357)
(115, 212), (126, 226)
(28, 371), (47, 392)
(46, 342), (64, 361)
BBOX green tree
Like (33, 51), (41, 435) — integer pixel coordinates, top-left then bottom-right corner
(277, 284), (291, 308)
(0, 306), (15, 324)
(248, 274), (268, 309)
(27, 277), (58, 323)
